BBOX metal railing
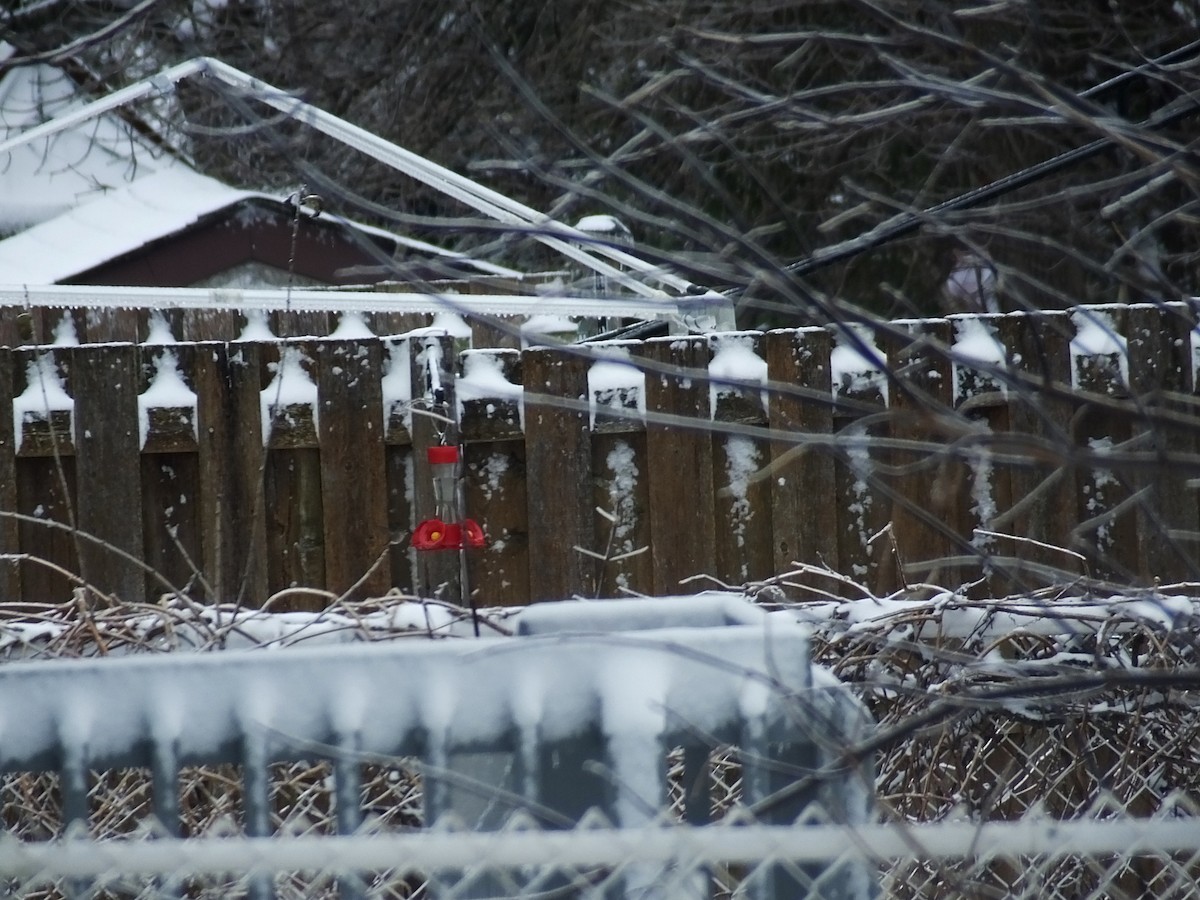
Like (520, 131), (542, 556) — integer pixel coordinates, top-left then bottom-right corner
(0, 596), (875, 899)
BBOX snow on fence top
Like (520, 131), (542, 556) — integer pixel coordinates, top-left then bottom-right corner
(1, 301), (1197, 608)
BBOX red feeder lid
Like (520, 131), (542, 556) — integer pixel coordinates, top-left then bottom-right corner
(427, 445), (459, 465)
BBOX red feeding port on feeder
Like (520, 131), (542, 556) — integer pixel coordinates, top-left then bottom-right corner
(412, 445), (486, 551)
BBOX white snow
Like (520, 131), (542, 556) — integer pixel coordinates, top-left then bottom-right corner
(329, 312), (374, 339)
(260, 348), (318, 445)
(830, 324), (888, 405)
(521, 315), (578, 348)
(707, 334), (768, 418)
(574, 215), (632, 236)
(404, 312), (473, 339)
(51, 314), (78, 346)
(144, 311), (177, 345)
(456, 351), (523, 429)
(12, 354), (74, 453)
(967, 447), (997, 548)
(791, 589), (1200, 641)
(381, 340), (413, 432)
(841, 423), (875, 575)
(0, 168), (256, 285)
(723, 436), (761, 576)
(0, 63), (182, 234)
(951, 316), (1007, 402)
(588, 349), (645, 429)
(237, 311), (275, 341)
(474, 451), (510, 502)
(1070, 309), (1128, 390)
(137, 350), (198, 449)
(604, 441), (641, 590)
(0, 600), (462, 657)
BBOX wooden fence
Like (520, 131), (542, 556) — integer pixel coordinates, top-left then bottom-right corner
(2, 301), (1200, 608)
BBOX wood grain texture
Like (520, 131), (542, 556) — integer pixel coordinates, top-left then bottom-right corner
(523, 346), (594, 601)
(194, 341), (268, 606)
(73, 343), (144, 602)
(766, 328), (838, 586)
(642, 336), (717, 595)
(315, 338), (390, 598)
(0, 349), (20, 600)
(1125, 304), (1200, 583)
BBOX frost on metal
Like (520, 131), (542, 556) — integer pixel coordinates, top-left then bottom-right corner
(12, 354), (74, 453)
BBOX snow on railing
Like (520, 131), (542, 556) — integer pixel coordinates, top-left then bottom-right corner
(0, 595), (874, 900)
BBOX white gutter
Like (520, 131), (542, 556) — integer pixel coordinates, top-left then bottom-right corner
(0, 283), (685, 320)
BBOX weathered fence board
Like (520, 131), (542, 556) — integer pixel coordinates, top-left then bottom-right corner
(767, 328), (839, 584)
(643, 336), (718, 596)
(3, 303), (1200, 607)
(524, 347), (594, 601)
(73, 343), (144, 603)
(0, 350), (18, 603)
(315, 339), (390, 599)
(886, 320), (965, 588)
(1125, 304), (1200, 581)
(194, 340), (269, 607)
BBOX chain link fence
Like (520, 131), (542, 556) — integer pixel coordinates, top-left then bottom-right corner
(1, 590), (1199, 897)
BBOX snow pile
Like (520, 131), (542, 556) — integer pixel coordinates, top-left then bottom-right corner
(951, 316), (1007, 402)
(406, 311), (472, 339)
(143, 312), (177, 345)
(237, 311), (275, 341)
(830, 324), (888, 404)
(260, 348), (318, 444)
(457, 350), (524, 428)
(0, 596), (479, 660)
(723, 436), (761, 575)
(521, 315), (578, 348)
(381, 339), (413, 431)
(708, 334), (768, 418)
(137, 350), (198, 449)
(1070, 309), (1128, 390)
(588, 348), (645, 429)
(12, 354), (73, 453)
(329, 312), (374, 339)
(788, 589), (1200, 640)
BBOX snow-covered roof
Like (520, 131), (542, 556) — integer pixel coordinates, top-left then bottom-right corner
(0, 57), (181, 233)
(0, 166), (257, 284)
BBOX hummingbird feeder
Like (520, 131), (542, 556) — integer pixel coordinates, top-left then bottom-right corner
(412, 445), (486, 551)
